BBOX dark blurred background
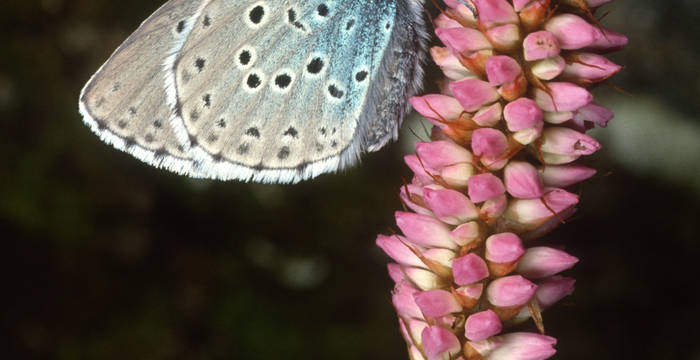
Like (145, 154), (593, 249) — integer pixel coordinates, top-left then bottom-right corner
(1, 0), (699, 359)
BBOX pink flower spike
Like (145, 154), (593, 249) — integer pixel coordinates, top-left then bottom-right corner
(561, 53), (622, 83)
(421, 326), (462, 360)
(415, 140), (472, 170)
(486, 55), (523, 86)
(534, 82), (593, 112)
(395, 211), (458, 250)
(474, 0), (519, 28)
(452, 253), (490, 286)
(504, 97), (543, 131)
(535, 276), (576, 308)
(392, 281), (423, 319)
(468, 173), (506, 203)
(517, 247), (579, 278)
(376, 234), (424, 268)
(414, 289), (463, 318)
(523, 31), (561, 61)
(471, 128), (508, 157)
(449, 78), (500, 112)
(544, 14), (600, 50)
(540, 126), (601, 156)
(488, 332), (557, 360)
(409, 95), (464, 122)
(504, 161), (545, 199)
(487, 275), (538, 308)
(423, 188), (480, 225)
(465, 310), (502, 341)
(540, 164), (596, 188)
(574, 102), (614, 128)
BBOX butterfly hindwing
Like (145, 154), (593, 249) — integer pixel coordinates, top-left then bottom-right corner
(79, 0), (207, 176)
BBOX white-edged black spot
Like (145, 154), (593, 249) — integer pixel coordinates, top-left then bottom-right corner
(274, 74), (292, 89)
(190, 109), (200, 122)
(246, 73), (261, 88)
(216, 118), (226, 128)
(245, 127), (260, 138)
(319, 127), (327, 136)
(195, 57), (205, 72)
(283, 127), (298, 138)
(317, 4), (329, 17)
(249, 5), (265, 24)
(345, 19), (355, 31)
(238, 143), (250, 155)
(277, 146), (290, 160)
(212, 152), (223, 162)
(153, 120), (162, 128)
(154, 147), (167, 157)
(287, 8), (297, 23)
(385, 22), (391, 30)
(124, 136), (136, 147)
(331, 140), (338, 148)
(117, 120), (128, 129)
(239, 51), (251, 66)
(203, 15), (211, 27)
(128, 107), (137, 115)
(203, 94), (211, 107)
(307, 57), (324, 74)
(328, 84), (344, 99)
(176, 20), (186, 33)
(355, 70), (368, 82)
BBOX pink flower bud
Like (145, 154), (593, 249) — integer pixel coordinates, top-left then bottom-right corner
(485, 232), (525, 277)
(502, 188), (579, 231)
(454, 283), (484, 309)
(410, 94), (464, 121)
(392, 281), (423, 319)
(387, 263), (406, 283)
(451, 221), (483, 247)
(404, 154), (435, 185)
(395, 211), (458, 250)
(504, 97), (543, 131)
(512, 123), (544, 146)
(440, 163), (474, 189)
(430, 47), (472, 80)
(518, 0), (551, 30)
(465, 310), (502, 341)
(487, 332), (557, 360)
(480, 194), (508, 224)
(534, 82), (593, 112)
(486, 24), (522, 51)
(540, 164), (596, 187)
(561, 53), (622, 83)
(573, 102), (614, 128)
(414, 289), (464, 318)
(433, 13), (461, 29)
(403, 266), (445, 290)
(504, 161), (545, 199)
(473, 102), (503, 127)
(539, 126), (601, 156)
(487, 275), (538, 307)
(435, 27), (492, 56)
(474, 0), (519, 28)
(405, 318), (428, 346)
(421, 326), (462, 360)
(486, 55), (523, 86)
(423, 188), (480, 225)
(399, 184), (433, 216)
(415, 140), (473, 170)
(535, 276), (576, 308)
(517, 247), (579, 278)
(468, 173), (506, 203)
(544, 14), (600, 50)
(377, 234), (424, 268)
(450, 78), (500, 112)
(472, 128), (508, 157)
(452, 253), (490, 285)
(531, 55), (566, 80)
(586, 28), (629, 52)
(523, 31), (561, 61)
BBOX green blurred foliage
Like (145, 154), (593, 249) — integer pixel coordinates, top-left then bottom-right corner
(1, 0), (699, 359)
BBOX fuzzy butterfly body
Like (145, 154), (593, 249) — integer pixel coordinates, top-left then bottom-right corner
(80, 0), (429, 183)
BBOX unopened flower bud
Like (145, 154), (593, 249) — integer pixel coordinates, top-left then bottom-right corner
(465, 310), (502, 341)
(453, 253), (490, 285)
(516, 247), (579, 278)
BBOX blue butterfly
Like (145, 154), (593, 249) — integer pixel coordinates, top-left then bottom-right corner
(79, 0), (429, 183)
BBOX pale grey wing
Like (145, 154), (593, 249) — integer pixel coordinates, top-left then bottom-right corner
(168, 0), (429, 183)
(79, 0), (205, 176)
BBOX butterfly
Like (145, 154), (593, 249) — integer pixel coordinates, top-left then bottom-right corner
(79, 0), (430, 183)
